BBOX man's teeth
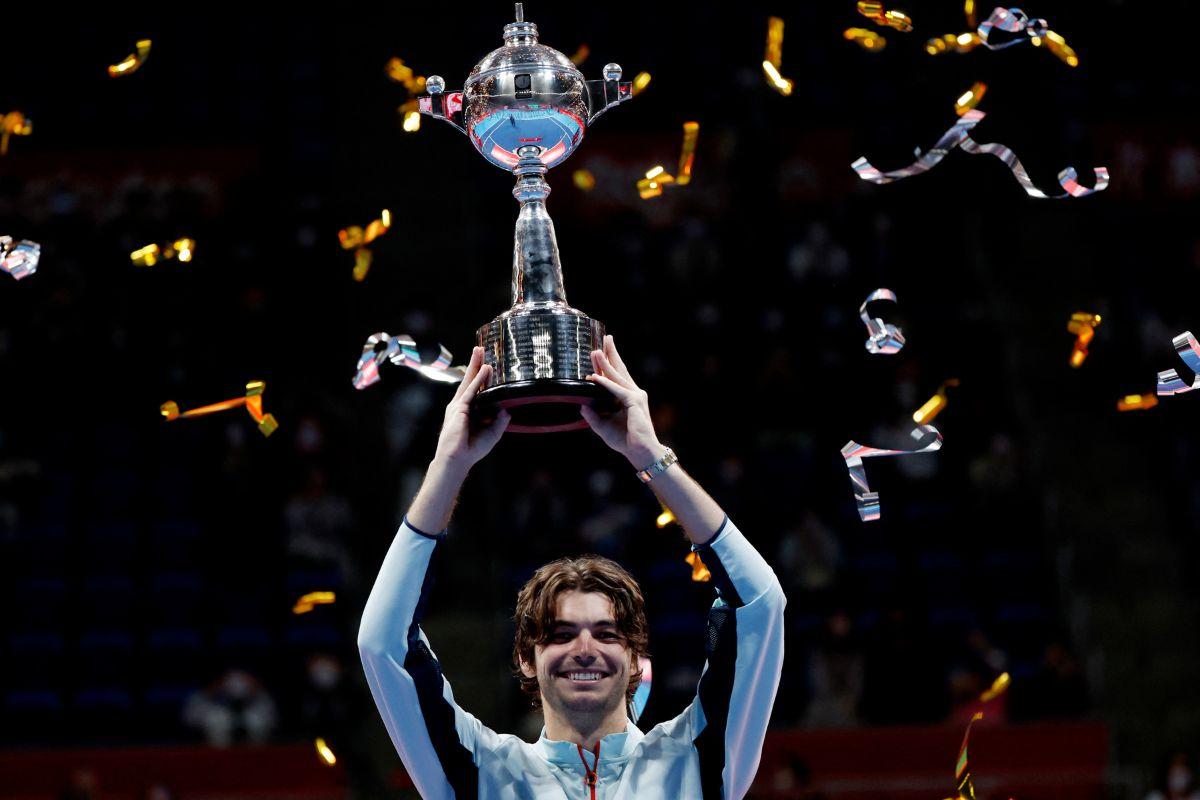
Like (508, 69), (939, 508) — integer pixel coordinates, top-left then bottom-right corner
(566, 671), (603, 682)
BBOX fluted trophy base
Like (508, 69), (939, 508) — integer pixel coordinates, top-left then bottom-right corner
(473, 302), (615, 433)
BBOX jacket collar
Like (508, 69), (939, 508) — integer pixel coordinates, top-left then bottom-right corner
(537, 721), (644, 767)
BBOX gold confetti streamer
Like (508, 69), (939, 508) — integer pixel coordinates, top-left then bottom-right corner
(964, 0), (977, 27)
(844, 28), (888, 51)
(926, 32), (982, 55)
(160, 381), (278, 437)
(762, 17), (795, 95)
(385, 57), (426, 94)
(954, 82), (987, 115)
(0, 112), (32, 156)
(315, 738), (337, 766)
(1031, 29), (1079, 68)
(656, 505), (676, 528)
(685, 552), (711, 583)
(293, 591), (337, 615)
(1117, 393), (1158, 412)
(108, 39), (152, 77)
(857, 1), (913, 32)
(131, 238), (195, 268)
(569, 44), (590, 66)
(400, 99), (421, 133)
(1067, 312), (1101, 368)
(340, 210), (391, 282)
(912, 379), (960, 425)
(637, 122), (700, 200)
(573, 169), (596, 191)
(953, 712), (984, 800)
(631, 71), (652, 96)
(979, 671), (1010, 702)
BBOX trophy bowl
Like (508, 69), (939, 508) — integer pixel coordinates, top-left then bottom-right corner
(418, 3), (632, 433)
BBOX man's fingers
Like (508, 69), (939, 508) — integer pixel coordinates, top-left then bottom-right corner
(458, 361), (491, 404)
(453, 347), (485, 401)
(604, 335), (635, 382)
(587, 371), (637, 404)
(595, 350), (636, 390)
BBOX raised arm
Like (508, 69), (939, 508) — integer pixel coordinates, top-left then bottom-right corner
(582, 336), (787, 799)
(357, 348), (509, 800)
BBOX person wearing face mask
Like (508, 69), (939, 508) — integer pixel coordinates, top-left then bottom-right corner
(358, 337), (787, 799)
(1145, 753), (1200, 800)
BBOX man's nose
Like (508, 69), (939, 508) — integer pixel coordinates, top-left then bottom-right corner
(572, 632), (597, 664)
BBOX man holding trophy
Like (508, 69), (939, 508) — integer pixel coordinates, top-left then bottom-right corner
(358, 7), (785, 797)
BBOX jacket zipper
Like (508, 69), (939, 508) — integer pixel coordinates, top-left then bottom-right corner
(576, 742), (601, 800)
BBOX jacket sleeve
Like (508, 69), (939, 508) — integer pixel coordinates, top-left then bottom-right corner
(357, 520), (495, 800)
(671, 517), (787, 800)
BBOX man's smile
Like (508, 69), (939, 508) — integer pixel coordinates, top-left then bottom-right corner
(559, 670), (609, 683)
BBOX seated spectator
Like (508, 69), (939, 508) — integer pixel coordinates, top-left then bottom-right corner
(182, 668), (278, 747)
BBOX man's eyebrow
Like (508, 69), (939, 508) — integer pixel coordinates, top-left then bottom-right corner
(550, 619), (618, 628)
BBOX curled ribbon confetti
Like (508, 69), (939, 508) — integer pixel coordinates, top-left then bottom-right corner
(1067, 312), (1101, 368)
(108, 39), (152, 77)
(386, 58), (427, 132)
(573, 169), (597, 191)
(637, 122), (699, 199)
(860, 288), (906, 355)
(979, 671), (1010, 702)
(353, 332), (466, 389)
(631, 71), (652, 96)
(0, 236), (41, 280)
(913, 379), (961, 425)
(630, 657), (652, 723)
(315, 738), (337, 767)
(928, 6), (1077, 66)
(339, 209), (390, 282)
(160, 381), (279, 437)
(1117, 393), (1158, 412)
(978, 7), (1078, 66)
(293, 591), (336, 615)
(656, 504), (676, 528)
(131, 238), (195, 268)
(841, 425), (943, 522)
(857, 1), (913, 32)
(953, 712), (985, 800)
(1, 112), (32, 156)
(1156, 331), (1200, 396)
(685, 551), (712, 583)
(844, 28), (888, 51)
(954, 82), (987, 115)
(762, 17), (795, 96)
(852, 109), (1109, 199)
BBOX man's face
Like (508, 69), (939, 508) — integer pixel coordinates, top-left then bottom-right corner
(521, 590), (636, 720)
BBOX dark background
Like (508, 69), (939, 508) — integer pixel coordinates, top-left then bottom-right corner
(1, 2), (1198, 798)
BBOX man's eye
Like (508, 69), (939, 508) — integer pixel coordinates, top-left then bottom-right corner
(598, 632), (620, 640)
(550, 632), (573, 642)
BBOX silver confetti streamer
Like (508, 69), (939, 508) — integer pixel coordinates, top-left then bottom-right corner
(841, 425), (943, 522)
(0, 236), (40, 280)
(860, 288), (906, 354)
(353, 332), (465, 390)
(977, 7), (1048, 50)
(1156, 331), (1200, 396)
(852, 109), (1109, 199)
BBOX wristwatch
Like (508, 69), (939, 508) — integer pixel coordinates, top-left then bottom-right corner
(636, 447), (678, 483)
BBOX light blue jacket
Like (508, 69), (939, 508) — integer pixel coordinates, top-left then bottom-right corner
(358, 517), (786, 799)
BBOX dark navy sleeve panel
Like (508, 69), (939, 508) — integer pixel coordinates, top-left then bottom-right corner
(403, 516), (448, 541)
(692, 518), (781, 609)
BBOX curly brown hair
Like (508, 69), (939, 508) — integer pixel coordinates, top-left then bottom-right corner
(512, 555), (649, 709)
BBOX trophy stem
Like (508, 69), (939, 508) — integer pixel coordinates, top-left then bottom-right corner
(511, 146), (568, 306)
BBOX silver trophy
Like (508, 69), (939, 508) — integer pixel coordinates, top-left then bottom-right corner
(419, 3), (632, 433)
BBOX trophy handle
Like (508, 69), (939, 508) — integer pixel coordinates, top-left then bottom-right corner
(585, 63), (633, 124)
(418, 78), (467, 134)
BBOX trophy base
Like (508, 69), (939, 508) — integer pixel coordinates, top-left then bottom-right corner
(473, 379), (616, 434)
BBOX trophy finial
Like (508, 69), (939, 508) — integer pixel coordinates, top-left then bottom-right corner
(603, 63), (622, 81)
(426, 75), (445, 94)
(515, 2), (524, 22)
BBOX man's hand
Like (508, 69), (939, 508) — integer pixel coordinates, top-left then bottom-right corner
(580, 335), (667, 469)
(432, 346), (510, 478)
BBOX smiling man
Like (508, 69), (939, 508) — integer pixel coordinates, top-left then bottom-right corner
(358, 337), (786, 799)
